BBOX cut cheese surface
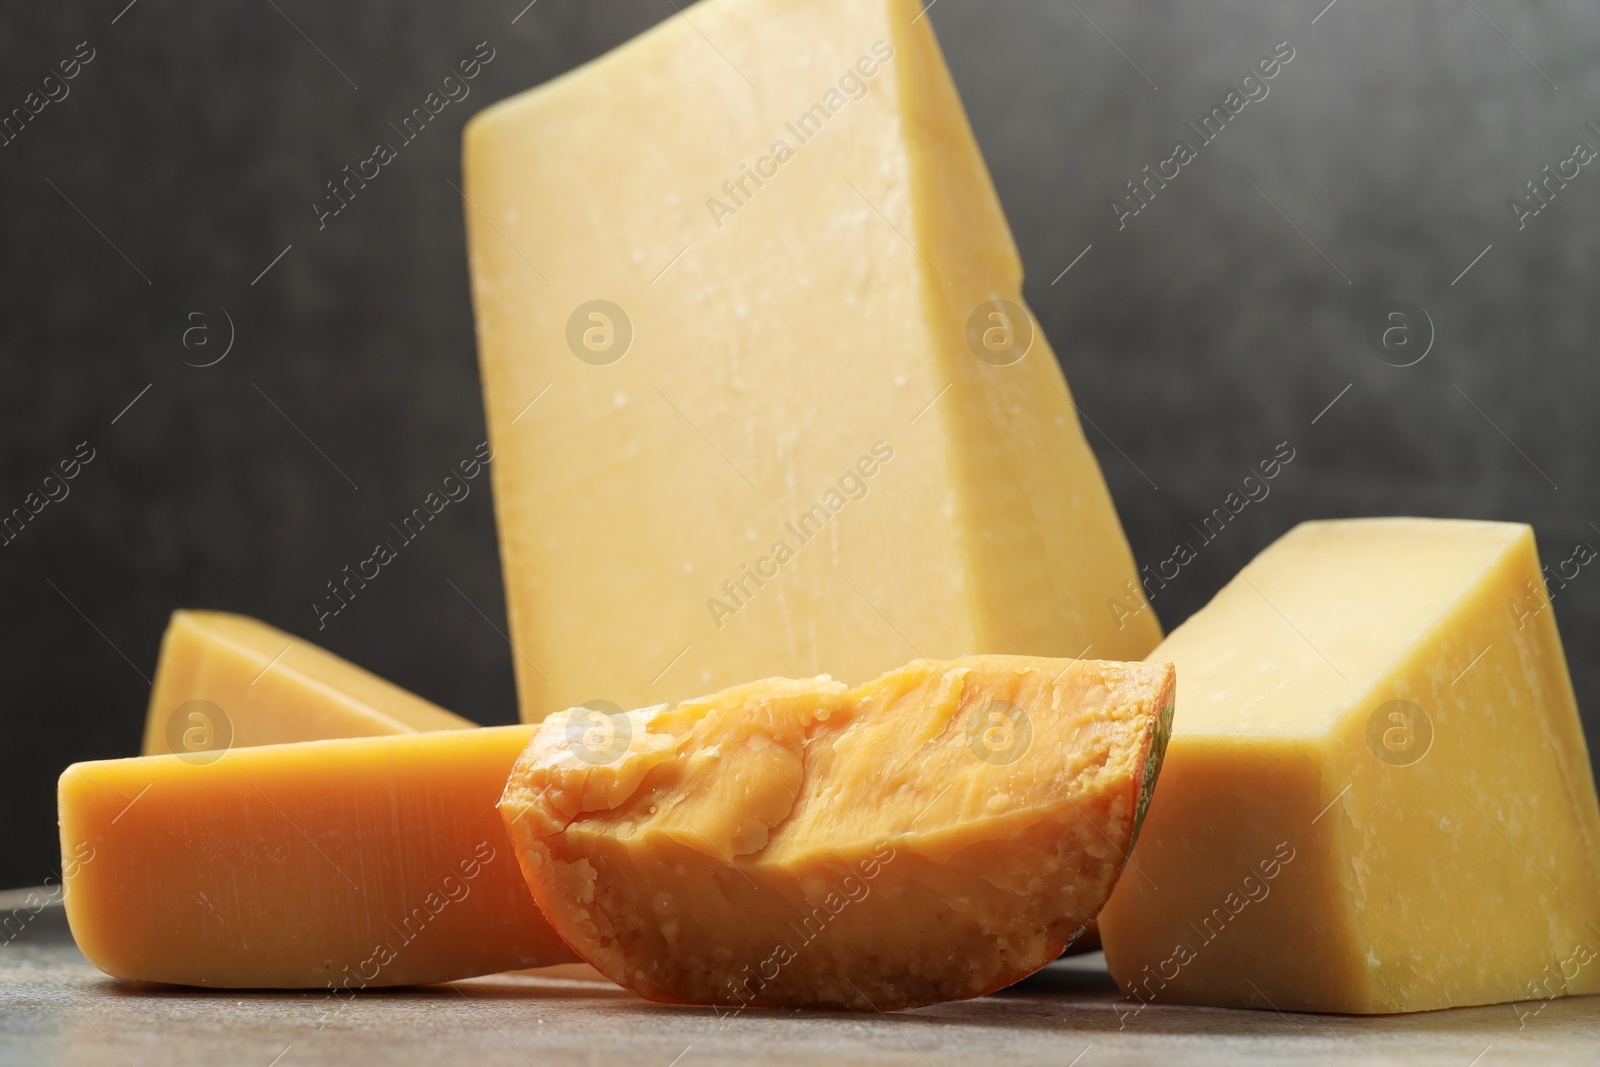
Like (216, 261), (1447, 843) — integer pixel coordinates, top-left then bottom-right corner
(499, 655), (1173, 1010)
(463, 0), (1160, 724)
(1099, 518), (1600, 1014)
(141, 610), (474, 757)
(60, 726), (573, 988)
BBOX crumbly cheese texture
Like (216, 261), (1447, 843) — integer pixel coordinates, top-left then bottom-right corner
(499, 655), (1174, 1010)
(141, 610), (475, 755)
(60, 727), (573, 988)
(463, 0), (1160, 723)
(1099, 518), (1600, 1013)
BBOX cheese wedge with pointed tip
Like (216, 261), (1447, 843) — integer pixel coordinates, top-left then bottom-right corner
(498, 655), (1173, 1010)
(141, 610), (475, 758)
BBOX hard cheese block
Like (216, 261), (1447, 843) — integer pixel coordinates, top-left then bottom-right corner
(1099, 518), (1600, 1013)
(499, 655), (1173, 1010)
(463, 0), (1160, 724)
(60, 725), (574, 988)
(141, 610), (474, 757)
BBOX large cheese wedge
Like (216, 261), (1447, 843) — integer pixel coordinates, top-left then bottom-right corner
(462, 0), (1161, 724)
(1099, 518), (1600, 1014)
(498, 655), (1174, 1010)
(60, 725), (574, 988)
(141, 610), (474, 758)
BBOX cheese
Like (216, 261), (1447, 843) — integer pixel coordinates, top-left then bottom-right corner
(462, 0), (1160, 723)
(141, 610), (474, 758)
(60, 726), (573, 988)
(498, 655), (1173, 1010)
(1098, 518), (1600, 1013)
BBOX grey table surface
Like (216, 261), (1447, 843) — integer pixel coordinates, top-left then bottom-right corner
(3, 892), (1598, 1066)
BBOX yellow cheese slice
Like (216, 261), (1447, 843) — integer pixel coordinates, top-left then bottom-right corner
(141, 610), (475, 758)
(462, 0), (1160, 723)
(499, 655), (1173, 1010)
(61, 726), (573, 988)
(1099, 518), (1600, 1013)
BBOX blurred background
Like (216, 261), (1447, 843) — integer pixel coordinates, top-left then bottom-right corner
(1, 0), (1595, 889)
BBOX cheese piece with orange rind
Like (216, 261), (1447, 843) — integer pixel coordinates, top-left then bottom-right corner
(499, 655), (1173, 1011)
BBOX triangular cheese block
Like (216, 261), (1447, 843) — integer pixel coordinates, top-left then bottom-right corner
(463, 0), (1161, 722)
(141, 611), (474, 757)
(1100, 519), (1600, 1013)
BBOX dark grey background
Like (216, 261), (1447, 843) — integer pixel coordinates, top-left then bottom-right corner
(1, 0), (1594, 889)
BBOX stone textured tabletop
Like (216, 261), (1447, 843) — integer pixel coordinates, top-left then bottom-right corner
(3, 892), (1597, 1066)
